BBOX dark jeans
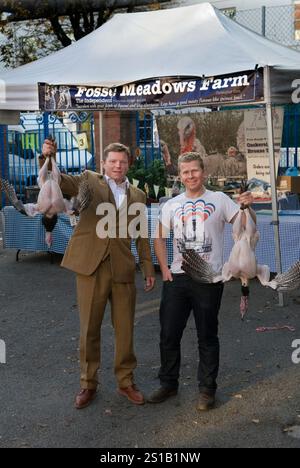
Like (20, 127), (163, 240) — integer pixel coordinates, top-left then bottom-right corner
(159, 274), (224, 394)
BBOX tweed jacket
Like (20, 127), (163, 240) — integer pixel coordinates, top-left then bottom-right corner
(60, 171), (155, 282)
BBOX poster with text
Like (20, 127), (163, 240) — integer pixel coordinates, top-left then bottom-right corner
(244, 107), (284, 183)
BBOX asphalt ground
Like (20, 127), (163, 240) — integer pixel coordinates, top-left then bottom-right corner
(0, 229), (300, 448)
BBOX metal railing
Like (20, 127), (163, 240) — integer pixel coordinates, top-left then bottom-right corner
(0, 112), (95, 202)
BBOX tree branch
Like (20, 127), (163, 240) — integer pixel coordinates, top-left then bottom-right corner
(0, 0), (170, 54)
(0, 0), (170, 21)
(82, 10), (94, 35)
(49, 15), (72, 47)
(69, 12), (86, 41)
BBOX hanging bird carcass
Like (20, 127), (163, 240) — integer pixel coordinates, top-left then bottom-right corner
(0, 155), (92, 247)
(182, 206), (300, 318)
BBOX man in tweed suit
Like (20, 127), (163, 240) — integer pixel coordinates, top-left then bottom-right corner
(42, 140), (155, 409)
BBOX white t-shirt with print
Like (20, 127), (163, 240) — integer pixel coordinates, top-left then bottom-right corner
(160, 190), (239, 274)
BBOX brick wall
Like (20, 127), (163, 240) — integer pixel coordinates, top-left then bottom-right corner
(94, 111), (137, 171)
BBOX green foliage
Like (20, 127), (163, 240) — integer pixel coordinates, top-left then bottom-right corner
(0, 19), (69, 67)
(127, 157), (167, 199)
(0, 3), (169, 68)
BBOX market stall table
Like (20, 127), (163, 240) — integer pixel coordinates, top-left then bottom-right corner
(252, 193), (300, 211)
(1, 206), (300, 272)
(1, 206), (72, 261)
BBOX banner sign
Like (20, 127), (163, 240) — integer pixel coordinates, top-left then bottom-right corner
(244, 107), (284, 183)
(38, 70), (263, 111)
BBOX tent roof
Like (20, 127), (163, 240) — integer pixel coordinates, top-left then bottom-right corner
(1, 2), (300, 110)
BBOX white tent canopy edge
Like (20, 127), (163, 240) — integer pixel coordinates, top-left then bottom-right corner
(0, 3), (300, 111)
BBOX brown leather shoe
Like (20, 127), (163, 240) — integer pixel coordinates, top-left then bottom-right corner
(118, 384), (145, 405)
(75, 388), (97, 409)
(196, 392), (215, 411)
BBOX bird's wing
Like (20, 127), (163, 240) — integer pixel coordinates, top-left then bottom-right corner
(239, 179), (249, 194)
(272, 260), (300, 291)
(70, 172), (93, 215)
(182, 249), (218, 283)
(0, 178), (28, 216)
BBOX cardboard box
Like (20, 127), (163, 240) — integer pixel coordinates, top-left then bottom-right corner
(277, 176), (300, 193)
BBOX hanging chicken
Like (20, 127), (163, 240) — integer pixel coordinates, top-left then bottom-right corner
(0, 138), (92, 247)
(182, 204), (300, 319)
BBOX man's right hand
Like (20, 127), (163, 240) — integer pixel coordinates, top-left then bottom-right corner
(42, 138), (57, 158)
(39, 138), (57, 170)
(162, 268), (173, 282)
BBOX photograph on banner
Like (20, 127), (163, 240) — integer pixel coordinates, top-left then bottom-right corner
(156, 110), (247, 184)
(243, 107), (284, 184)
(156, 108), (284, 186)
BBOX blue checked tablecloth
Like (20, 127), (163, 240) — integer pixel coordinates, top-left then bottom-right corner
(1, 206), (73, 255)
(2, 206), (300, 272)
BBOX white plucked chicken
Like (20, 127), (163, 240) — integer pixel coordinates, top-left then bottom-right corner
(182, 205), (300, 319)
(0, 138), (92, 247)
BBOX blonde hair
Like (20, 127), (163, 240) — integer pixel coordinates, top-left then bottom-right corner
(178, 152), (204, 171)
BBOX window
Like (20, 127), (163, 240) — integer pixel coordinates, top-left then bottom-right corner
(139, 118), (153, 145)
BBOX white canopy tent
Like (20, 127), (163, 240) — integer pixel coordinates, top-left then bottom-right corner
(1, 3), (300, 304)
(0, 3), (300, 110)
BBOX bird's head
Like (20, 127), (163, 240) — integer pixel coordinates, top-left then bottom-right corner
(41, 214), (58, 233)
(177, 117), (196, 146)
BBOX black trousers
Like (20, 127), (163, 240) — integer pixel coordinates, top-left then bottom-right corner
(159, 274), (224, 394)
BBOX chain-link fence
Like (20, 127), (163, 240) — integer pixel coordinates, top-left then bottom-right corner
(231, 4), (300, 51)
(169, 2), (300, 51)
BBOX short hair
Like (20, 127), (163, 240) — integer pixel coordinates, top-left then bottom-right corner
(178, 152), (204, 171)
(103, 143), (131, 161)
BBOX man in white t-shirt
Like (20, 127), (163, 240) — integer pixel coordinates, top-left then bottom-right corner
(148, 152), (254, 411)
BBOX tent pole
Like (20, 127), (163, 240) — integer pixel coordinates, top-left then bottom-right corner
(263, 65), (285, 306)
(99, 110), (104, 175)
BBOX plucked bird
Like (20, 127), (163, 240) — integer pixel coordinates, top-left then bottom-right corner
(182, 203), (300, 319)
(0, 154), (92, 247)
